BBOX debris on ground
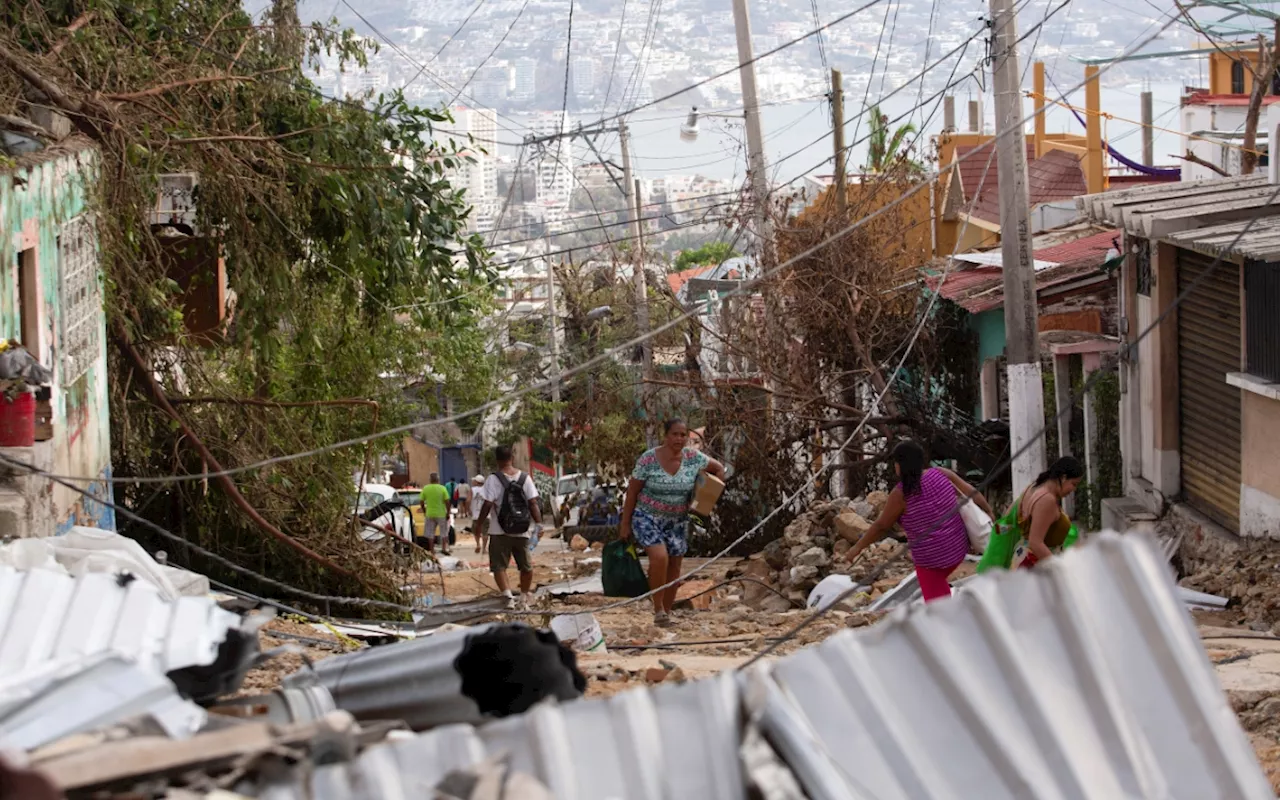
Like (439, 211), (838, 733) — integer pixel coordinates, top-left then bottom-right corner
(724, 496), (914, 612)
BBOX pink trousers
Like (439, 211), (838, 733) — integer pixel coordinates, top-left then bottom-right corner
(915, 562), (960, 602)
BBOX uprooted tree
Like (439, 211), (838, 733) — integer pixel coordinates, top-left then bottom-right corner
(1, 0), (499, 611)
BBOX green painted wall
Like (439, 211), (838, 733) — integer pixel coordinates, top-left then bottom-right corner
(1, 144), (114, 531)
(971, 309), (1007, 365)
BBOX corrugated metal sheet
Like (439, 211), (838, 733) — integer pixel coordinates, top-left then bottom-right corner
(285, 624), (497, 731)
(1245, 260), (1280, 382)
(251, 533), (1270, 800)
(255, 672), (744, 800)
(751, 533), (1272, 799)
(1177, 249), (1243, 532)
(284, 622), (584, 731)
(1166, 216), (1280, 263)
(0, 566), (242, 678)
(1077, 174), (1272, 238)
(0, 654), (205, 750)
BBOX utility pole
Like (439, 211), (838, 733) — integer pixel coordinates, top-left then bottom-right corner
(1141, 90), (1154, 167)
(545, 249), (563, 486)
(633, 176), (655, 446)
(619, 125), (654, 445)
(831, 69), (847, 212)
(731, 0), (772, 258)
(989, 0), (1046, 493)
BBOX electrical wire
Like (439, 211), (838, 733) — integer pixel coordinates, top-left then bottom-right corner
(0, 0), (1125, 620)
(449, 0), (532, 107)
(400, 0), (488, 93)
(601, 0), (630, 110)
(22, 2), (1124, 492)
(31, 53), (1012, 490)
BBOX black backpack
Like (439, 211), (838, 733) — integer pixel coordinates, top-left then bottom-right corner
(494, 471), (532, 534)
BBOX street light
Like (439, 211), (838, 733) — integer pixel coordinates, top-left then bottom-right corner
(681, 108), (700, 142)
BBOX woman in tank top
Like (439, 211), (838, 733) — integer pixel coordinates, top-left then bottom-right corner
(843, 440), (995, 602)
(1014, 456), (1084, 569)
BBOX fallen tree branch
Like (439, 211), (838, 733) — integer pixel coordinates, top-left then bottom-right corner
(104, 67), (292, 101)
(170, 125), (325, 145)
(1174, 150), (1230, 177)
(0, 113), (52, 139)
(111, 322), (366, 585)
(49, 11), (96, 55)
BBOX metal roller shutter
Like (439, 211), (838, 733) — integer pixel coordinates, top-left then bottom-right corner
(1177, 249), (1242, 531)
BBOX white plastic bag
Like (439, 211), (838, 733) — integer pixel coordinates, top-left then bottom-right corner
(550, 613), (607, 654)
(807, 574), (859, 611)
(959, 502), (992, 552)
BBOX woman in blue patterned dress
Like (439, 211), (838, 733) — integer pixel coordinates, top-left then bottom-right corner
(620, 419), (726, 626)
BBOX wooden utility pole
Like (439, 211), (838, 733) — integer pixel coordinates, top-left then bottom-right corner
(731, 0), (772, 258)
(831, 69), (847, 212)
(990, 0), (1046, 493)
(1141, 90), (1154, 166)
(634, 176), (654, 446)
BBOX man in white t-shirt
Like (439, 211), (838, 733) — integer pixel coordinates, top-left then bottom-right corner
(467, 474), (487, 554)
(475, 445), (543, 610)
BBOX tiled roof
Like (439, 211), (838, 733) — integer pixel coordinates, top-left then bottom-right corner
(1183, 91), (1280, 107)
(956, 145), (1087, 224)
(1033, 228), (1120, 267)
(667, 264), (718, 296)
(925, 226), (1119, 313)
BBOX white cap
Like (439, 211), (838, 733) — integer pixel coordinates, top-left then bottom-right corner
(472, 474), (485, 484)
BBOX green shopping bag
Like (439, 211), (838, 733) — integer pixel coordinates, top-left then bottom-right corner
(977, 500), (1081, 573)
(976, 500), (1022, 573)
(602, 540), (649, 598)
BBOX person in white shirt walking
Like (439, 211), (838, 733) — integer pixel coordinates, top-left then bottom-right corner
(468, 474), (487, 554)
(475, 445), (543, 609)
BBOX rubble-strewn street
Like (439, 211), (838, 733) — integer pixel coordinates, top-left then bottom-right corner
(216, 510), (1280, 796)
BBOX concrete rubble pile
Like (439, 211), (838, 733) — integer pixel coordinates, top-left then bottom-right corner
(733, 492), (914, 612)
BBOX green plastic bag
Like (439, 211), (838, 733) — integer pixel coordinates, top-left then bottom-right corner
(602, 540), (649, 598)
(977, 500), (1081, 573)
(976, 501), (1022, 574)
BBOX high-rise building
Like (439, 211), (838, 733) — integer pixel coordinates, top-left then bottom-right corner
(529, 111), (575, 207)
(442, 107), (501, 205)
(570, 56), (597, 99)
(512, 58), (538, 102)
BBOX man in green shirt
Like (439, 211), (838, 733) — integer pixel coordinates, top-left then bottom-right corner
(420, 473), (451, 554)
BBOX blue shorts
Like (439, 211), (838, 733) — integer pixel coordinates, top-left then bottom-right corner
(632, 508), (689, 557)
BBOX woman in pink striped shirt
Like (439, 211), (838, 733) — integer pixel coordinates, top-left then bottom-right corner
(842, 441), (994, 602)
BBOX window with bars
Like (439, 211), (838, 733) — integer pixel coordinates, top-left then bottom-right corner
(1245, 260), (1280, 382)
(58, 215), (100, 384)
(1135, 239), (1153, 297)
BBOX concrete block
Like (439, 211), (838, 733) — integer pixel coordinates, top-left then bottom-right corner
(0, 490), (30, 539)
(1101, 495), (1159, 533)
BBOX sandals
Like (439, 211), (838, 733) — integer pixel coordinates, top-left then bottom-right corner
(654, 611), (673, 627)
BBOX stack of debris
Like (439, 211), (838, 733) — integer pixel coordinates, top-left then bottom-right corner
(733, 493), (914, 611)
(25, 533), (1264, 799)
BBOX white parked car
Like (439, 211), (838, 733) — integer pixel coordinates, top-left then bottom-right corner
(554, 473), (598, 526)
(355, 483), (414, 543)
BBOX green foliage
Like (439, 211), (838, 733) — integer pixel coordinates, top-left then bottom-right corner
(674, 241), (739, 272)
(866, 103), (924, 174)
(2, 0), (499, 609)
(1042, 364), (1123, 530)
